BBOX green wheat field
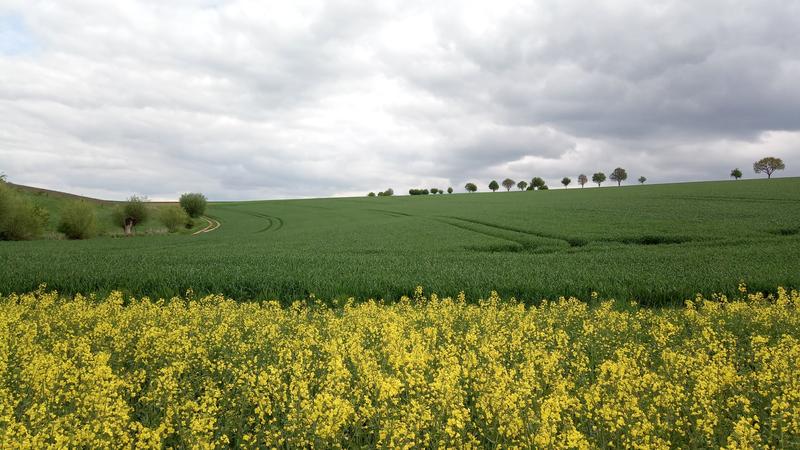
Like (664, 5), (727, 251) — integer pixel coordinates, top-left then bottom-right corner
(2, 178), (798, 304)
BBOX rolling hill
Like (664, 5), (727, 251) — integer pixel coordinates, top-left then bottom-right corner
(1, 178), (798, 304)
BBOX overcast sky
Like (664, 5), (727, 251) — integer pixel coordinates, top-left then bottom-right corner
(1, 0), (799, 200)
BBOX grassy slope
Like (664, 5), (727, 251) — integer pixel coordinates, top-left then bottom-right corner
(4, 183), (201, 236)
(1, 178), (798, 304)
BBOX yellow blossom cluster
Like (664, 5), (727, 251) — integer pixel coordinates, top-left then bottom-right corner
(0, 286), (799, 448)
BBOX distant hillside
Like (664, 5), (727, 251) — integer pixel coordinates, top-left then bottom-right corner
(2, 177), (798, 303)
(7, 182), (114, 203)
(4, 183), (180, 237)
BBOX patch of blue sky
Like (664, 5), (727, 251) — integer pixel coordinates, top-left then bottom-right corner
(0, 13), (39, 56)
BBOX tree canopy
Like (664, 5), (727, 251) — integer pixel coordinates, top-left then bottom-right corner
(610, 168), (628, 186)
(531, 177), (546, 190)
(592, 172), (606, 187)
(179, 193), (207, 218)
(753, 157), (785, 179)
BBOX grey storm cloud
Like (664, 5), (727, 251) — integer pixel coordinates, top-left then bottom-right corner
(0, 0), (798, 200)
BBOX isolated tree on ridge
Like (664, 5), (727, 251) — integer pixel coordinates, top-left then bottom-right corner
(577, 174), (588, 188)
(638, 176), (647, 184)
(502, 178), (515, 191)
(561, 177), (571, 188)
(489, 180), (499, 192)
(592, 172), (606, 187)
(610, 167), (628, 186)
(517, 180), (528, 191)
(367, 192), (376, 197)
(753, 157), (785, 179)
(730, 168), (742, 180)
(531, 177), (546, 190)
(447, 187), (453, 194)
(465, 183), (477, 193)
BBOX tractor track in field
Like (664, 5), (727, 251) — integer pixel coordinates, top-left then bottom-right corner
(255, 216), (284, 233)
(208, 206), (283, 233)
(193, 216), (221, 235)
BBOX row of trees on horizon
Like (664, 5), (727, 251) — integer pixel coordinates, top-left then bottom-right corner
(368, 156), (787, 196)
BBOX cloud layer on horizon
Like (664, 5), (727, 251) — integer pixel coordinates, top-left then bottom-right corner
(1, 0), (799, 200)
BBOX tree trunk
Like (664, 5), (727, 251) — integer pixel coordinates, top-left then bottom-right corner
(124, 218), (134, 236)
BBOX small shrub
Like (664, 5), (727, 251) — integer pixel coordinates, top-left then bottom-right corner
(1, 202), (48, 241)
(159, 206), (189, 233)
(57, 201), (97, 239)
(180, 193), (208, 218)
(0, 184), (49, 241)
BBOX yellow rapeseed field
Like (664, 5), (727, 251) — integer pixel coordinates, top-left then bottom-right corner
(1, 285), (799, 449)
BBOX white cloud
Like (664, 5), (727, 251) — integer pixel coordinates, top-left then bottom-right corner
(0, 0), (798, 200)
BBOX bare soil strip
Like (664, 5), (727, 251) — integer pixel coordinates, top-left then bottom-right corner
(193, 216), (220, 235)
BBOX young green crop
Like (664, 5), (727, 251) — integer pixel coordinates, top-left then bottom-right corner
(0, 178), (798, 304)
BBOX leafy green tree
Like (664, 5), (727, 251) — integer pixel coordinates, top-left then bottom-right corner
(577, 174), (588, 188)
(489, 180), (499, 192)
(517, 180), (528, 191)
(430, 188), (439, 194)
(531, 177), (546, 190)
(367, 192), (376, 197)
(501, 178), (515, 191)
(539, 185), (549, 190)
(592, 172), (606, 187)
(447, 187), (453, 194)
(638, 176), (647, 184)
(730, 168), (742, 180)
(610, 168), (628, 186)
(159, 206), (189, 233)
(753, 157), (785, 179)
(180, 193), (208, 218)
(0, 183), (48, 241)
(113, 196), (150, 236)
(383, 188), (394, 196)
(465, 183), (477, 192)
(561, 177), (571, 188)
(0, 173), (6, 183)
(58, 201), (97, 239)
